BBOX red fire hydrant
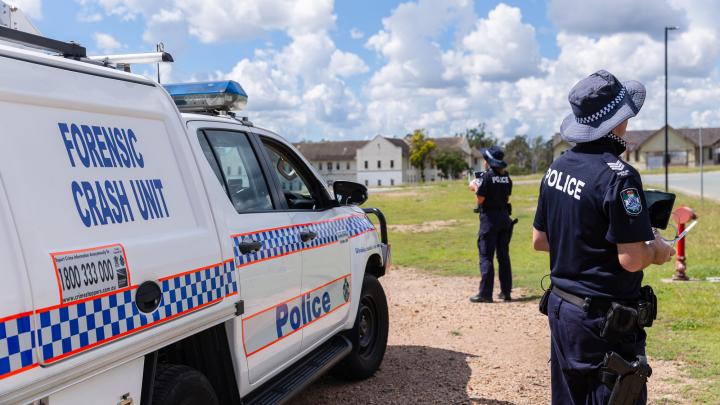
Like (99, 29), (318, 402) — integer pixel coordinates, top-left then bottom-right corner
(672, 206), (697, 281)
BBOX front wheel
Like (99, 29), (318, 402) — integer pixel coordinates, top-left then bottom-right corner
(333, 274), (389, 380)
(151, 364), (218, 405)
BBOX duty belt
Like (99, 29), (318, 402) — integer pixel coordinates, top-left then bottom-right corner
(552, 286), (657, 337)
(550, 286), (630, 314)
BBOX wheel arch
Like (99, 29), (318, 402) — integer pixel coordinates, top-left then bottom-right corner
(140, 322), (240, 405)
(365, 253), (385, 278)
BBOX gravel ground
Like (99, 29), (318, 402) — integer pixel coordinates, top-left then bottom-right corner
(295, 267), (690, 404)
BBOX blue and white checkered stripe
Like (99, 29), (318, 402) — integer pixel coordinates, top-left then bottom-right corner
(346, 215), (375, 237)
(575, 87), (627, 124)
(233, 215), (375, 267)
(0, 313), (35, 377)
(36, 261), (237, 364)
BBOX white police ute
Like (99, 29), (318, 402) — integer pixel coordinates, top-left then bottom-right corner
(0, 26), (390, 405)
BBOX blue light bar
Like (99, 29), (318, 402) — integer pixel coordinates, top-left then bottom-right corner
(163, 80), (248, 112)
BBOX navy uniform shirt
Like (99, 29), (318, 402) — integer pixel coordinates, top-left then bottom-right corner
(476, 168), (512, 232)
(533, 137), (654, 300)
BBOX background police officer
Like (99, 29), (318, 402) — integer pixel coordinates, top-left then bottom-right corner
(533, 70), (675, 404)
(469, 146), (513, 303)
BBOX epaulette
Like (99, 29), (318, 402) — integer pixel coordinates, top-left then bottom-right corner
(601, 154), (632, 177)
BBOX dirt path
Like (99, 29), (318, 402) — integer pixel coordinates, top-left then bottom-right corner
(295, 267), (691, 404)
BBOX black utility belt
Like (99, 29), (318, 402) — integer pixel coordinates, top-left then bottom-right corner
(542, 286), (657, 338)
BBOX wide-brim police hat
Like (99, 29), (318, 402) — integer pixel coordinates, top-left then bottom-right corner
(560, 70), (646, 143)
(480, 146), (507, 169)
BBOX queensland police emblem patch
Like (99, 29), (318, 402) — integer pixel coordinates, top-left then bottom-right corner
(621, 188), (642, 216)
(343, 279), (350, 302)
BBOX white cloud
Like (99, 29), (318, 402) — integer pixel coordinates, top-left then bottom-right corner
(93, 32), (124, 52)
(547, 0), (687, 38)
(443, 3), (541, 81)
(350, 28), (364, 39)
(361, 0), (720, 141)
(76, 0), (720, 141)
(329, 50), (369, 77)
(364, 2), (542, 139)
(10, 0), (42, 19)
(78, 12), (103, 22)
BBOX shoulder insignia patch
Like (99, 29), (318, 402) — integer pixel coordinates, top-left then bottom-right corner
(621, 188), (642, 216)
(607, 160), (626, 171)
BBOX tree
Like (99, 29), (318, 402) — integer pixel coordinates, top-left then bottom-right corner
(408, 129), (436, 182)
(529, 136), (553, 173)
(461, 123), (497, 150)
(504, 135), (533, 175)
(434, 150), (469, 179)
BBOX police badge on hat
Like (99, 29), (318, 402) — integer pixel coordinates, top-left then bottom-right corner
(621, 188), (642, 216)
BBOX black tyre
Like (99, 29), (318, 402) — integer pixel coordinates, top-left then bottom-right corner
(151, 364), (218, 405)
(334, 274), (389, 380)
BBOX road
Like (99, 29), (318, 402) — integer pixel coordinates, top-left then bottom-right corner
(642, 171), (720, 200)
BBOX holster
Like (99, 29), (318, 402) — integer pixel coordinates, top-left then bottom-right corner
(539, 286), (551, 316)
(600, 286), (657, 338)
(602, 352), (652, 405)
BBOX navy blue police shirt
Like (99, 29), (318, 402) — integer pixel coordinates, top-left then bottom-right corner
(533, 137), (654, 300)
(476, 168), (512, 233)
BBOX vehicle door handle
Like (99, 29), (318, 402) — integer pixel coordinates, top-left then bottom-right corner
(299, 230), (317, 242)
(238, 239), (263, 254)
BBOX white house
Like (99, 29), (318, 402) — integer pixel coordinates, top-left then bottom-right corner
(356, 135), (409, 187)
(294, 135), (478, 186)
(294, 140), (366, 183)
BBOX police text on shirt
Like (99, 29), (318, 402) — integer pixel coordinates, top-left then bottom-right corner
(544, 168), (585, 201)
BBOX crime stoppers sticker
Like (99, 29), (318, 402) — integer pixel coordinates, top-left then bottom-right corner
(51, 244), (131, 304)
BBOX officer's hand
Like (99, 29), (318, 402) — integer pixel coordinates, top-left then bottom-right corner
(651, 232), (675, 265)
(469, 179), (479, 192)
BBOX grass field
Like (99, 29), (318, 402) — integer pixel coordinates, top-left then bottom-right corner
(367, 180), (720, 403)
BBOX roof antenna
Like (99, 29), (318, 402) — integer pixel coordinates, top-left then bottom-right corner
(156, 42), (164, 83)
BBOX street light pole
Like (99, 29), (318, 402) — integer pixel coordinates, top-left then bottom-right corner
(664, 26), (678, 191)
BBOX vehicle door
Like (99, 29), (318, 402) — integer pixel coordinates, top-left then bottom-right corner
(257, 137), (352, 352)
(186, 123), (301, 386)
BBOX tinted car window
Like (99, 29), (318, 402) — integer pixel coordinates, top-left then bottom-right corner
(202, 130), (273, 212)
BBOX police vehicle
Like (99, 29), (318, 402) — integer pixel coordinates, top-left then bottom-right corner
(0, 18), (390, 405)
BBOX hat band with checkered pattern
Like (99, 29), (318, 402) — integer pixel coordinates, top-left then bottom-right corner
(575, 87), (627, 124)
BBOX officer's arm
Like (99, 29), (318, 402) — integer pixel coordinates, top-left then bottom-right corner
(618, 235), (675, 272)
(532, 228), (550, 252)
(476, 195), (485, 205)
(607, 174), (674, 272)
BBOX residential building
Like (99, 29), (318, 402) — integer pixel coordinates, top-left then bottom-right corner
(552, 125), (720, 169)
(294, 135), (475, 186)
(294, 140), (365, 183)
(356, 135), (409, 187)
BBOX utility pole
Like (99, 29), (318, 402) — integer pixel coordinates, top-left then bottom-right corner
(664, 26), (678, 191)
(700, 127), (704, 202)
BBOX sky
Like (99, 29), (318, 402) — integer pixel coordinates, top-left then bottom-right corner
(11, 0), (720, 142)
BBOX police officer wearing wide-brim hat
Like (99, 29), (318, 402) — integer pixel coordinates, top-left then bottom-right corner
(533, 70), (675, 404)
(469, 145), (513, 303)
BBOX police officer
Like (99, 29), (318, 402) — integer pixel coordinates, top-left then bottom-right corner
(533, 70), (675, 404)
(469, 146), (513, 303)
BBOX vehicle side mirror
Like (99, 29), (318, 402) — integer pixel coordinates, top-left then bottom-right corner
(333, 181), (368, 206)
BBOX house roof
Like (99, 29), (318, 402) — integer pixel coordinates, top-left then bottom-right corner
(623, 129), (657, 151)
(676, 127), (720, 147)
(431, 136), (466, 151)
(385, 137), (410, 156)
(553, 129), (657, 151)
(294, 140), (367, 161)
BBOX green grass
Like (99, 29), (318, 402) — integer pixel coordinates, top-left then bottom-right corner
(639, 165), (720, 175)
(367, 181), (720, 402)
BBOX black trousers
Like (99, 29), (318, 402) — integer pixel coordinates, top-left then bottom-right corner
(548, 292), (647, 404)
(477, 215), (512, 298)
